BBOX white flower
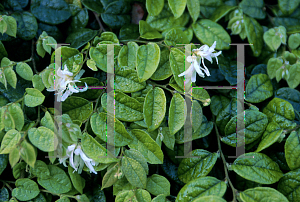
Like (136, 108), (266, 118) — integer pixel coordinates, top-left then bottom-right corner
(178, 41), (222, 82)
(193, 41), (222, 71)
(178, 55), (205, 82)
(59, 144), (98, 174)
(46, 65), (88, 102)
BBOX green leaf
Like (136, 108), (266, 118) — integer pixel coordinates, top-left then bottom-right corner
(65, 28), (97, 49)
(139, 20), (162, 40)
(113, 176), (135, 196)
(152, 194), (167, 202)
(0, 41), (8, 61)
(151, 48), (172, 81)
(240, 187), (289, 202)
(3, 67), (17, 89)
(62, 96), (93, 123)
(245, 73), (273, 103)
(124, 149), (149, 175)
(24, 88), (45, 107)
(0, 187), (9, 202)
(81, 0), (104, 13)
(263, 26), (286, 52)
(223, 110), (268, 147)
(146, 4), (190, 32)
(244, 15), (263, 57)
(68, 166), (85, 194)
(129, 129), (164, 164)
(102, 91), (144, 122)
(144, 87), (166, 132)
(168, 0), (187, 19)
(37, 165), (72, 194)
(262, 97), (297, 130)
(56, 197), (70, 202)
(267, 58), (283, 79)
(146, 0), (164, 16)
(41, 111), (55, 132)
(232, 152), (283, 184)
(210, 95), (230, 116)
(11, 12), (38, 40)
(286, 63), (300, 89)
(0, 17), (7, 35)
(121, 156), (147, 189)
(100, 1), (131, 29)
(199, 0), (223, 18)
(288, 33), (300, 49)
(90, 112), (133, 147)
(192, 196), (226, 202)
(255, 122), (283, 152)
(216, 98), (238, 134)
(81, 133), (118, 164)
(136, 43), (160, 82)
(101, 163), (119, 189)
(176, 176), (227, 202)
(186, 0), (200, 22)
(9, 147), (20, 168)
(164, 28), (189, 46)
(239, 0), (266, 19)
(278, 0), (300, 15)
(169, 48), (185, 89)
(28, 127), (57, 152)
(68, 8), (89, 33)
(2, 16), (17, 38)
(20, 140), (36, 168)
(114, 65), (146, 93)
(16, 62), (33, 81)
(12, 179), (40, 201)
(277, 168), (300, 202)
(119, 24), (139, 40)
(31, 0), (71, 25)
(2, 108), (15, 131)
(115, 189), (151, 202)
(178, 149), (218, 183)
(0, 154), (8, 175)
(210, 5), (236, 22)
(30, 160), (50, 179)
(146, 174), (170, 196)
(118, 42), (138, 71)
(275, 87), (300, 112)
(168, 93), (186, 135)
(285, 131), (300, 170)
(0, 129), (21, 154)
(8, 103), (24, 131)
(192, 19), (231, 50)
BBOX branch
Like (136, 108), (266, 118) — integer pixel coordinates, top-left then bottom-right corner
(213, 115), (237, 202)
(93, 12), (106, 32)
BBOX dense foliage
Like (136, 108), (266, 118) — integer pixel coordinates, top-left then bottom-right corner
(0, 0), (300, 201)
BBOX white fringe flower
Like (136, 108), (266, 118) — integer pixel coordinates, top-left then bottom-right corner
(178, 41), (222, 82)
(47, 65), (88, 102)
(59, 144), (98, 174)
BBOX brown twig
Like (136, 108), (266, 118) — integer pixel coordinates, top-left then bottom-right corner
(213, 115), (237, 202)
(93, 12), (106, 32)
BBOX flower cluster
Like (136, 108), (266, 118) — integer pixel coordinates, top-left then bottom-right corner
(47, 65), (88, 102)
(59, 144), (98, 174)
(178, 41), (222, 82)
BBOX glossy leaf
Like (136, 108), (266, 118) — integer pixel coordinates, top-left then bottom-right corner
(176, 176), (227, 202)
(146, 0), (164, 16)
(128, 129), (164, 164)
(244, 15), (263, 57)
(12, 179), (40, 201)
(16, 62), (33, 81)
(62, 96), (93, 122)
(146, 174), (170, 196)
(144, 87), (166, 132)
(262, 98), (296, 129)
(192, 19), (231, 50)
(136, 43), (160, 82)
(24, 88), (45, 107)
(240, 187), (288, 202)
(168, 93), (186, 135)
(178, 149), (218, 183)
(232, 152), (283, 184)
(285, 131), (300, 170)
(239, 0), (266, 19)
(168, 0), (187, 19)
(28, 127), (58, 152)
